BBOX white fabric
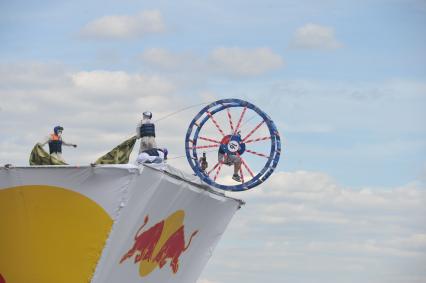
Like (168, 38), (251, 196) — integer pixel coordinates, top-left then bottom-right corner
(136, 150), (165, 165)
(92, 165), (241, 283)
(0, 165), (138, 220)
(0, 164), (242, 283)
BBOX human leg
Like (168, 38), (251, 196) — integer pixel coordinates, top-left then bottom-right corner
(139, 137), (156, 154)
(227, 155), (242, 182)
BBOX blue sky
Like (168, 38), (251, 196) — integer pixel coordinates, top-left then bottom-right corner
(1, 0), (426, 282)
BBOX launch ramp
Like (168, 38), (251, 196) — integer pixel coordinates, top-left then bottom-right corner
(0, 164), (243, 283)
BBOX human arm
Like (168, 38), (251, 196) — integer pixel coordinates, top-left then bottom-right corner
(37, 136), (50, 147)
(62, 140), (77, 147)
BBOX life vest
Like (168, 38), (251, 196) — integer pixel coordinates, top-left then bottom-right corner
(219, 135), (245, 155)
(219, 135), (231, 154)
(48, 134), (62, 154)
(140, 122), (155, 137)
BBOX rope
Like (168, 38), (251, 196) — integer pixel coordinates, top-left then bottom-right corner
(140, 102), (268, 161)
(153, 102), (211, 123)
(129, 101), (211, 144)
(238, 113), (258, 132)
(167, 148), (218, 160)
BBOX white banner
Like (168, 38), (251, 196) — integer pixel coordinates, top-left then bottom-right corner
(0, 165), (242, 283)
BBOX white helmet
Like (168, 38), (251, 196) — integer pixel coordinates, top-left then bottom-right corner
(143, 111), (152, 119)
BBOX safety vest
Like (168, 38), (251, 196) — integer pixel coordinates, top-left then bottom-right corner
(219, 135), (244, 155)
(48, 134), (62, 154)
(140, 123), (156, 137)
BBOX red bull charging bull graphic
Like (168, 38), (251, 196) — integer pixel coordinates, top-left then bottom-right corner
(120, 210), (198, 277)
(0, 273), (5, 283)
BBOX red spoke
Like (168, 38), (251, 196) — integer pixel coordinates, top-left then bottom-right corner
(234, 106), (247, 134)
(226, 108), (235, 133)
(213, 161), (224, 181)
(207, 111), (226, 137)
(241, 157), (255, 178)
(246, 149), (269, 158)
(199, 136), (221, 144)
(237, 153), (255, 178)
(244, 136), (271, 144)
(207, 162), (220, 176)
(189, 144), (219, 150)
(242, 121), (265, 142)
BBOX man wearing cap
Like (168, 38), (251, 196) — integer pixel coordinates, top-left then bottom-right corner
(38, 126), (77, 163)
(136, 111), (157, 154)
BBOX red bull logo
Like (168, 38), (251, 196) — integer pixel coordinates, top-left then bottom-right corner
(0, 273), (5, 283)
(120, 210), (198, 277)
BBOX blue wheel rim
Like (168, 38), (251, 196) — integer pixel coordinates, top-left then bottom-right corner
(185, 98), (281, 191)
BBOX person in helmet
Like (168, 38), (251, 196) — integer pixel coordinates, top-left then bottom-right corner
(136, 148), (168, 164)
(199, 152), (208, 173)
(218, 133), (243, 182)
(136, 111), (157, 154)
(38, 126), (77, 163)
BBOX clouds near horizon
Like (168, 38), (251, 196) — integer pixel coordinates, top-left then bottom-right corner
(0, 61), (425, 167)
(80, 10), (166, 40)
(200, 170), (426, 283)
(139, 47), (284, 77)
(290, 23), (343, 50)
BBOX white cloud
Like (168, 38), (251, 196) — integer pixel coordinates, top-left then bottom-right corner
(290, 23), (343, 50)
(0, 61), (70, 89)
(202, 171), (426, 283)
(0, 62), (185, 166)
(259, 78), (426, 138)
(71, 70), (175, 95)
(139, 48), (197, 71)
(139, 47), (284, 77)
(1, 62), (424, 174)
(80, 10), (165, 40)
(241, 171), (426, 214)
(210, 47), (284, 76)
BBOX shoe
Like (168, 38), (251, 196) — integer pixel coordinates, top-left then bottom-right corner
(232, 174), (241, 182)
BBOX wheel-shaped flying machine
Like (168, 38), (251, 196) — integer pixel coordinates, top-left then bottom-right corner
(185, 99), (281, 191)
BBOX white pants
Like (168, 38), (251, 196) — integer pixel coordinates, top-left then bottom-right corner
(136, 151), (165, 164)
(138, 136), (157, 154)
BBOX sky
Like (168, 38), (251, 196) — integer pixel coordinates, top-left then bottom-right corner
(1, 0), (426, 282)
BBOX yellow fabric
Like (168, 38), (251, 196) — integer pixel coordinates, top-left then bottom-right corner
(29, 144), (67, 165)
(139, 210), (185, 276)
(0, 185), (113, 283)
(95, 136), (137, 165)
